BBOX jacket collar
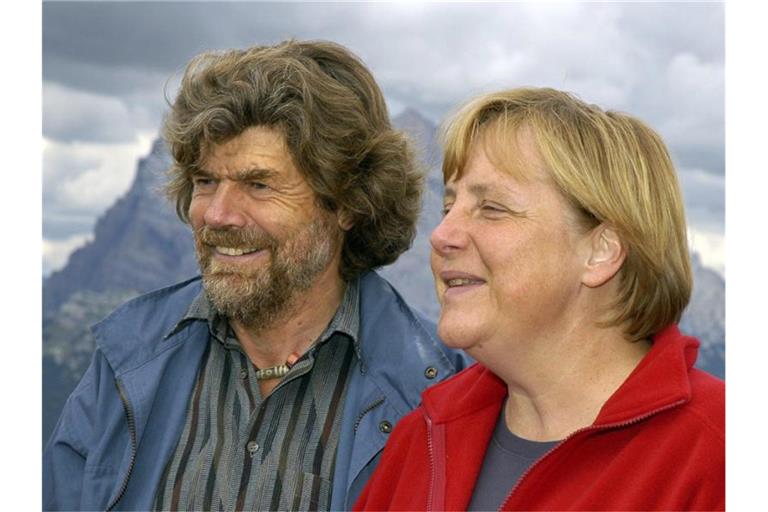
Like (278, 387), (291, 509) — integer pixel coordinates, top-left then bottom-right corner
(92, 271), (452, 394)
(92, 276), (205, 377)
(421, 325), (698, 426)
(594, 325), (697, 425)
(164, 276), (363, 359)
(421, 364), (507, 424)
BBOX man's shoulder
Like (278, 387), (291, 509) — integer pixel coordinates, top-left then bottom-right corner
(356, 272), (471, 399)
(357, 271), (438, 350)
(91, 276), (204, 367)
(358, 272), (435, 331)
(99, 275), (203, 324)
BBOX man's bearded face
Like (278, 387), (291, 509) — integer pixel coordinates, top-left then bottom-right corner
(195, 213), (338, 328)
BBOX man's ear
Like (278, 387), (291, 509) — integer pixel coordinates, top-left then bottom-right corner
(337, 208), (354, 231)
(582, 224), (625, 288)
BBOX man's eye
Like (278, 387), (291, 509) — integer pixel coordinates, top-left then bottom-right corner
(441, 204), (453, 216)
(249, 181), (269, 190)
(192, 177), (216, 188)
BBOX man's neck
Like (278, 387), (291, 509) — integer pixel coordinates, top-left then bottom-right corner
(230, 269), (347, 373)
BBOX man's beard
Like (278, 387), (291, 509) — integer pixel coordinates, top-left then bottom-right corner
(195, 215), (339, 330)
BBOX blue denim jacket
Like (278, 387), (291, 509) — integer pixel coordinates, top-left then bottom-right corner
(43, 271), (469, 511)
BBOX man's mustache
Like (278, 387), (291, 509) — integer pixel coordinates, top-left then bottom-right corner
(195, 226), (277, 250)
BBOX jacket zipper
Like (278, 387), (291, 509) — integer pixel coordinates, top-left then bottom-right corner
(353, 396), (385, 433)
(425, 413), (448, 512)
(106, 379), (138, 512)
(497, 398), (687, 511)
(426, 415), (436, 511)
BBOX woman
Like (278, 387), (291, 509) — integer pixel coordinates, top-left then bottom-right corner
(354, 88), (724, 511)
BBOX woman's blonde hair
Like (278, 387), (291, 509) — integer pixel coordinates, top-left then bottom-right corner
(441, 87), (692, 341)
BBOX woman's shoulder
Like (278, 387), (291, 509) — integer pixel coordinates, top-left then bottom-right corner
(680, 368), (725, 441)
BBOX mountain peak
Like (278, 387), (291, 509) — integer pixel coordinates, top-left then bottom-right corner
(43, 137), (197, 314)
(150, 136), (167, 158)
(393, 107), (440, 168)
(395, 106), (432, 124)
(394, 107), (437, 135)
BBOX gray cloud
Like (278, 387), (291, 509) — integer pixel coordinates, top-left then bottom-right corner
(44, 83), (138, 142)
(48, 2), (723, 165)
(678, 167), (725, 233)
(42, 2), (365, 90)
(43, 134), (154, 241)
(617, 3), (724, 62)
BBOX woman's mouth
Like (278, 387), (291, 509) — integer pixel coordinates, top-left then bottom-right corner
(440, 271), (486, 298)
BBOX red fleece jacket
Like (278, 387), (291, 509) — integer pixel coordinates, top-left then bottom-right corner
(355, 326), (724, 511)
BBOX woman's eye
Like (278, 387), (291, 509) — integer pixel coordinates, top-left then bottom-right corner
(479, 202), (512, 218)
(481, 202), (505, 213)
(441, 204), (453, 216)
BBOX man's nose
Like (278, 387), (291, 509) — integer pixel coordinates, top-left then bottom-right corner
(202, 182), (248, 229)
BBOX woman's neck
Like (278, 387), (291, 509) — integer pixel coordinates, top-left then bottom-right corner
(474, 326), (650, 442)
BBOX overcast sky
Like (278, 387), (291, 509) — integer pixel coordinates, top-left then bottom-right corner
(42, 1), (725, 276)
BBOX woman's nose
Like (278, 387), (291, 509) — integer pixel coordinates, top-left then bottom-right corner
(430, 207), (468, 257)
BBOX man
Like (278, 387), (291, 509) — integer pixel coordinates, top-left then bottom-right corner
(43, 40), (468, 511)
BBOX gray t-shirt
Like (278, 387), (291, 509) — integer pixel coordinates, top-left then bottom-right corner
(467, 409), (559, 511)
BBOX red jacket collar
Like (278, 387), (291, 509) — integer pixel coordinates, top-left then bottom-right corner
(421, 325), (698, 426)
(421, 364), (505, 423)
(595, 324), (697, 425)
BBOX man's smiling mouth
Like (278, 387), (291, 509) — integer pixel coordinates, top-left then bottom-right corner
(214, 246), (263, 256)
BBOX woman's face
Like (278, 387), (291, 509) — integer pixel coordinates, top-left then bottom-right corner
(430, 131), (591, 355)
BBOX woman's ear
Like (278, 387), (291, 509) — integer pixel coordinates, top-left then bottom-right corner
(582, 224), (626, 288)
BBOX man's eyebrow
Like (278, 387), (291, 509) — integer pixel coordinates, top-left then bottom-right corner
(232, 168), (276, 181)
(193, 167), (276, 181)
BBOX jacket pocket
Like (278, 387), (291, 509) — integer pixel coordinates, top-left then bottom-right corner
(81, 464), (120, 510)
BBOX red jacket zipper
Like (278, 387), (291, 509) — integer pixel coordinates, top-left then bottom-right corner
(426, 414), (448, 511)
(426, 415), (436, 511)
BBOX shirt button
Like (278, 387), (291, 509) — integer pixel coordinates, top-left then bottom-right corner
(246, 441), (259, 455)
(424, 367), (438, 379)
(379, 420), (392, 434)
(240, 368), (248, 379)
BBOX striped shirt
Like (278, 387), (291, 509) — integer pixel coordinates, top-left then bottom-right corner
(154, 280), (360, 511)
